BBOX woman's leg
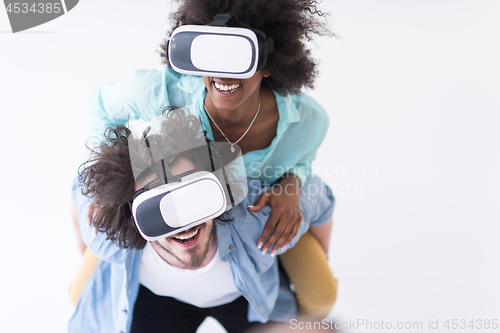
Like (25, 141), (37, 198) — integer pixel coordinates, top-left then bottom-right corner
(71, 204), (87, 256)
(278, 226), (337, 318)
(69, 201), (100, 307)
(68, 247), (100, 307)
(309, 218), (333, 254)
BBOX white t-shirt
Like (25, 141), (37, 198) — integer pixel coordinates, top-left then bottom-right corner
(138, 242), (241, 308)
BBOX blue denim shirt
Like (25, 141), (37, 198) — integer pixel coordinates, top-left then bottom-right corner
(87, 67), (330, 187)
(69, 176), (334, 333)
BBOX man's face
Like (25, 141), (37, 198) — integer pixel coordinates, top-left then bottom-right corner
(138, 157), (217, 269)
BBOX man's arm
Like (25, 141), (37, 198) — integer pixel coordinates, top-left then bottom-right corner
(71, 177), (126, 263)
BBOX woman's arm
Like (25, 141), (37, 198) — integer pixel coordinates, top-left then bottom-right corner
(249, 94), (331, 253)
(87, 69), (169, 145)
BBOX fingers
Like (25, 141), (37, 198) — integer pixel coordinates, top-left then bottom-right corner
(272, 215), (301, 255)
(87, 203), (98, 235)
(261, 217), (288, 256)
(87, 203), (95, 226)
(260, 208), (303, 256)
(257, 210), (280, 251)
(248, 191), (271, 212)
(253, 185), (302, 255)
(71, 204), (87, 255)
(260, 209), (299, 255)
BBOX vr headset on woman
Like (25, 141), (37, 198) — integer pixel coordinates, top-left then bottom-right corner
(167, 13), (274, 79)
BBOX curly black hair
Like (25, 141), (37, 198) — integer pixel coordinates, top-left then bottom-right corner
(79, 109), (235, 250)
(159, 0), (333, 95)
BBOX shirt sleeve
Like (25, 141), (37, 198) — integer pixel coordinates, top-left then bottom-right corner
(71, 177), (126, 264)
(292, 104), (330, 187)
(87, 69), (171, 145)
(271, 93), (329, 188)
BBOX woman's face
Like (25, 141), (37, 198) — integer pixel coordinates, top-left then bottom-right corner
(203, 69), (270, 113)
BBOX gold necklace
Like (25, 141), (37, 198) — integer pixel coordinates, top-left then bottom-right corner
(204, 99), (261, 152)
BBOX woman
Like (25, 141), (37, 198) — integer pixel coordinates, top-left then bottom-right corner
(72, 0), (337, 320)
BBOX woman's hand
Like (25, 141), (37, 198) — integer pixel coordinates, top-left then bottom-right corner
(87, 202), (98, 235)
(248, 174), (302, 256)
(87, 203), (95, 226)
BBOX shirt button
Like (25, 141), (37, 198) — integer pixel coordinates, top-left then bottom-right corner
(122, 309), (127, 314)
(229, 245), (234, 250)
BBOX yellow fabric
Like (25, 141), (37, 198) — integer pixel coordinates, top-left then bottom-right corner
(69, 232), (338, 317)
(68, 248), (99, 307)
(278, 231), (338, 318)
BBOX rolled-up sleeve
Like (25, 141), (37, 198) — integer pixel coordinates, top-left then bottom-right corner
(71, 177), (126, 263)
(88, 69), (168, 145)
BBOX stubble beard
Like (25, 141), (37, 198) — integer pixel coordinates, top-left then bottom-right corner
(155, 223), (215, 269)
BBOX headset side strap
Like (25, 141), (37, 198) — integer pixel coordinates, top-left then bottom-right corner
(208, 12), (232, 27)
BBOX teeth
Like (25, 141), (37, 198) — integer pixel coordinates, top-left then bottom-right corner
(174, 226), (200, 240)
(214, 82), (241, 92)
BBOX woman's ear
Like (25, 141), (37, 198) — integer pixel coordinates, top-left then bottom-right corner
(262, 69), (271, 78)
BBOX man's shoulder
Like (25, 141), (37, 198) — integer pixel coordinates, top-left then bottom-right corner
(246, 179), (266, 202)
(228, 179), (272, 227)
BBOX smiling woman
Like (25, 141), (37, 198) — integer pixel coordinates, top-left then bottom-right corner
(160, 0), (333, 95)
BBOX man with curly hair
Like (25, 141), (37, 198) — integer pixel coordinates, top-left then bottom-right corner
(73, 0), (338, 323)
(69, 110), (334, 332)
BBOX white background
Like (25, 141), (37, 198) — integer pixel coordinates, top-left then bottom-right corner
(0, 1), (499, 332)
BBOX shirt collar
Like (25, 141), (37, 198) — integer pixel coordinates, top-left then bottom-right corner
(216, 222), (233, 261)
(274, 92), (301, 124)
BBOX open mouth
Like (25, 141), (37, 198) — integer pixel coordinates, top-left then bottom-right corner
(214, 82), (241, 94)
(172, 226), (201, 245)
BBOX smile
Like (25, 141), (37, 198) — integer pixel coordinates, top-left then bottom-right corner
(172, 226), (201, 244)
(214, 82), (241, 93)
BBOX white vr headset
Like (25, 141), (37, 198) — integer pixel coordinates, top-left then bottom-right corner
(167, 13), (274, 79)
(131, 170), (227, 241)
(127, 110), (247, 241)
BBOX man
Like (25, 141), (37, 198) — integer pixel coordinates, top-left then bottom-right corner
(69, 110), (334, 333)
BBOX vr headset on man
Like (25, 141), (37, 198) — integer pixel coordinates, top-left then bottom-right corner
(128, 109), (248, 241)
(167, 12), (274, 79)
